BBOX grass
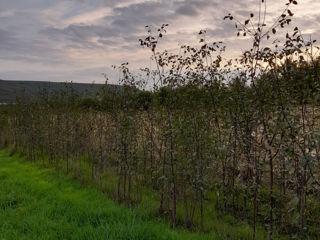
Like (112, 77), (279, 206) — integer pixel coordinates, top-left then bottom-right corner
(0, 150), (209, 240)
(0, 149), (281, 239)
(0, 151), (212, 240)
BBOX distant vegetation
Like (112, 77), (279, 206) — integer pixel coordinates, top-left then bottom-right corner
(0, 0), (320, 239)
(0, 80), (121, 103)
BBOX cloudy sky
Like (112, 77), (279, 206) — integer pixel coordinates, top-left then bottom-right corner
(0, 0), (319, 84)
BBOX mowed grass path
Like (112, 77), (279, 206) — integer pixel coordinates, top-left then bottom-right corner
(0, 150), (217, 240)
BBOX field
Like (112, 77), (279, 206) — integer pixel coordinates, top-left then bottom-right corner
(1, 149), (272, 240)
(0, 150), (208, 240)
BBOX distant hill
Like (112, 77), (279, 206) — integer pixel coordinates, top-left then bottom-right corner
(0, 80), (121, 103)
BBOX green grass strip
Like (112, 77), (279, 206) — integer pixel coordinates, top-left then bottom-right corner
(0, 150), (219, 240)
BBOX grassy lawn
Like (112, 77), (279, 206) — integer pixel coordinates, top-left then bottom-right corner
(0, 150), (273, 240)
(0, 150), (212, 240)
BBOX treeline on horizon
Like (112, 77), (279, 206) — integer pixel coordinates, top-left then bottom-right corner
(0, 80), (122, 103)
(1, 0), (320, 239)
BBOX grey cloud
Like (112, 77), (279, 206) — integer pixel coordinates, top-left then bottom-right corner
(41, 24), (105, 41)
(294, 15), (320, 30)
(175, 5), (198, 16)
(98, 39), (116, 45)
(40, 0), (241, 54)
(0, 29), (19, 51)
(235, 10), (251, 18)
(174, 0), (217, 16)
(0, 28), (67, 64)
(111, 1), (176, 27)
(0, 0), (319, 83)
(40, 1), (179, 51)
(206, 20), (237, 39)
(40, 24), (130, 50)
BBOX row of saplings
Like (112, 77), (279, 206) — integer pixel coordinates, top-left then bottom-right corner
(0, 74), (319, 239)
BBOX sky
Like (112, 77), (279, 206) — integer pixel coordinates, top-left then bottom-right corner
(0, 0), (319, 84)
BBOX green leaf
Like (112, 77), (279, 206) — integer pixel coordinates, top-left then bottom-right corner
(289, 195), (299, 207)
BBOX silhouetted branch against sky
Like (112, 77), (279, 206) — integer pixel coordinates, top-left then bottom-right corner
(0, 0), (319, 83)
